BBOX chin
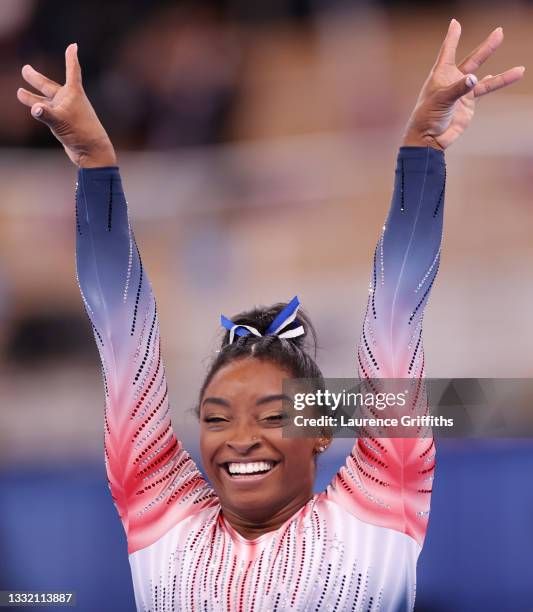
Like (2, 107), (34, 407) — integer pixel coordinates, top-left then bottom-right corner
(228, 498), (283, 523)
(221, 487), (283, 516)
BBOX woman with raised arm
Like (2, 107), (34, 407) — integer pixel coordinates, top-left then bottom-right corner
(17, 20), (523, 612)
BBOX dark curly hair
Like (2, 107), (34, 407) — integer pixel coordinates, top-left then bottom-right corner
(195, 301), (324, 417)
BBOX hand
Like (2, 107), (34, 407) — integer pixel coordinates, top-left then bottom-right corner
(403, 20), (525, 150)
(17, 43), (117, 167)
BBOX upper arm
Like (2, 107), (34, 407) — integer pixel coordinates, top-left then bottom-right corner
(76, 168), (217, 553)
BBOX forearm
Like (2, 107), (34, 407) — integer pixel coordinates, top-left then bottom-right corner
(76, 167), (130, 329)
(359, 146), (446, 379)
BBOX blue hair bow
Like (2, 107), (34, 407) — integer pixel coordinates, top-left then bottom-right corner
(220, 296), (305, 345)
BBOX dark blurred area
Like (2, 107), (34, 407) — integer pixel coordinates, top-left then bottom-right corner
(3, 0), (240, 149)
(0, 0), (466, 151)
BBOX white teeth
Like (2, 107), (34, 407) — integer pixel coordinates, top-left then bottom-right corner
(227, 461), (275, 475)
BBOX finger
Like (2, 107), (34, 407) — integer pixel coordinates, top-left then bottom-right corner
(435, 18), (462, 67)
(65, 43), (82, 86)
(21, 64), (60, 98)
(473, 66), (525, 98)
(458, 27), (503, 73)
(17, 87), (46, 108)
(437, 73), (478, 104)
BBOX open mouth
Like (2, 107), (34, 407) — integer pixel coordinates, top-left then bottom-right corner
(221, 460), (280, 479)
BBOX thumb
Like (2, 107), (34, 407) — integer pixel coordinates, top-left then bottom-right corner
(31, 102), (58, 126)
(437, 73), (478, 104)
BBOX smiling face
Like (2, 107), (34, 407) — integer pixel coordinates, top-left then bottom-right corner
(199, 357), (324, 527)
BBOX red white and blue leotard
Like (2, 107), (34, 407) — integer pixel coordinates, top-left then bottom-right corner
(75, 146), (445, 611)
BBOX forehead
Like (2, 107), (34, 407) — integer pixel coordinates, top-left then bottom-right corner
(203, 358), (290, 401)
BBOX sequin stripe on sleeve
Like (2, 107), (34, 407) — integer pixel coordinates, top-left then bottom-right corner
(325, 147), (445, 547)
(75, 167), (217, 554)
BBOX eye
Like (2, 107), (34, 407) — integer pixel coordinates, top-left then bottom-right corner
(262, 413), (287, 424)
(203, 416), (228, 424)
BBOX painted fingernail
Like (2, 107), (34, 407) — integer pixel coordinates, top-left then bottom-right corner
(33, 107), (43, 117)
(466, 74), (478, 88)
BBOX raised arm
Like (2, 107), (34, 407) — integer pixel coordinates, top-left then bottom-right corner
(334, 145), (445, 547)
(325, 20), (524, 546)
(17, 44), (217, 554)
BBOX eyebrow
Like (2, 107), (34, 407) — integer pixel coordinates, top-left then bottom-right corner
(201, 394), (291, 408)
(202, 397), (231, 408)
(255, 394), (291, 406)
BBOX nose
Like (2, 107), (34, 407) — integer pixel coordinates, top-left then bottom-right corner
(227, 441), (260, 455)
(226, 430), (261, 455)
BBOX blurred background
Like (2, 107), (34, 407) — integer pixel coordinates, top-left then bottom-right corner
(1, 0), (532, 610)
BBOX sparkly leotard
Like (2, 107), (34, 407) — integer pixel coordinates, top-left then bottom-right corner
(75, 147), (445, 611)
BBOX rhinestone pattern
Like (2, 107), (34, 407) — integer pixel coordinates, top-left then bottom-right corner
(130, 498), (419, 612)
(352, 147), (444, 547)
(76, 167), (216, 553)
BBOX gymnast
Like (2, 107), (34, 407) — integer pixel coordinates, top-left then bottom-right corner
(17, 19), (524, 611)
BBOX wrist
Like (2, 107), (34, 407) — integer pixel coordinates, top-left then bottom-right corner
(78, 139), (117, 168)
(402, 130), (444, 152)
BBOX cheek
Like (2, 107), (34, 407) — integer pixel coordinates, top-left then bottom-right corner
(279, 437), (315, 467)
(199, 431), (217, 470)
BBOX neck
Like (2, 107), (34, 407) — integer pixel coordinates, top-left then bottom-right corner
(221, 492), (314, 540)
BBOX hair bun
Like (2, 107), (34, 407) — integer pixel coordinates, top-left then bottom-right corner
(221, 301), (316, 354)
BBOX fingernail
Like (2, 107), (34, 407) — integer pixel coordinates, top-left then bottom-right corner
(466, 74), (478, 88)
(33, 107), (43, 117)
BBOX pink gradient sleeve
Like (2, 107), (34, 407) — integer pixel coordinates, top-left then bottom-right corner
(325, 147), (445, 546)
(75, 167), (218, 554)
